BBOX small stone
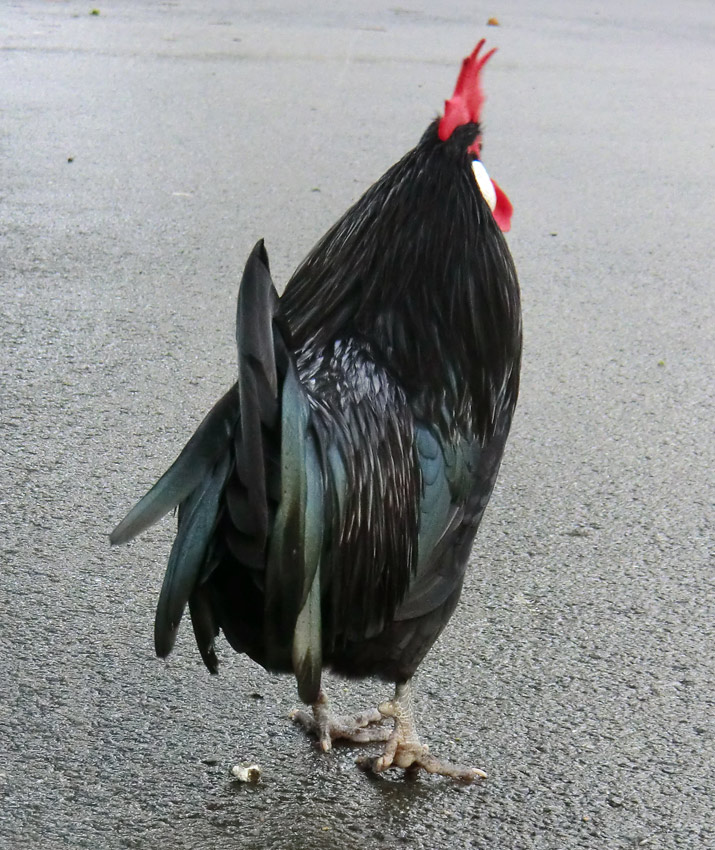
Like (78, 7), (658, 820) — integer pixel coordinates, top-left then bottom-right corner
(231, 763), (261, 783)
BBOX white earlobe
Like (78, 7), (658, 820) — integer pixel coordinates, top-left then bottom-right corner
(471, 160), (497, 212)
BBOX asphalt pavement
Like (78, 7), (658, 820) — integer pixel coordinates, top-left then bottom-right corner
(1, 2), (713, 848)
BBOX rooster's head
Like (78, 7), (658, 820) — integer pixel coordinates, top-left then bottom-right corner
(438, 40), (512, 232)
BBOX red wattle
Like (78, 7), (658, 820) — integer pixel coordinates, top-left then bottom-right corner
(492, 179), (513, 233)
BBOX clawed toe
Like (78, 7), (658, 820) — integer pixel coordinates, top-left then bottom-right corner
(291, 690), (390, 751)
(361, 742), (486, 781)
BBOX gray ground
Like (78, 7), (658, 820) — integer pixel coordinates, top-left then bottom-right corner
(1, 1), (713, 848)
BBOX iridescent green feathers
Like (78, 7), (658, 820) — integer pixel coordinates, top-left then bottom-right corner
(111, 238), (508, 699)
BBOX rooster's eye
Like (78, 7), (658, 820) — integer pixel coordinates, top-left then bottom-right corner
(471, 160), (496, 212)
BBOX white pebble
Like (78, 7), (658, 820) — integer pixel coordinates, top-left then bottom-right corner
(231, 763), (261, 783)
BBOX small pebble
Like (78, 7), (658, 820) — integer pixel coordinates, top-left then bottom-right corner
(231, 763), (261, 783)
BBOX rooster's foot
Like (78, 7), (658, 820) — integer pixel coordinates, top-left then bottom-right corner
(358, 680), (487, 782)
(291, 689), (391, 752)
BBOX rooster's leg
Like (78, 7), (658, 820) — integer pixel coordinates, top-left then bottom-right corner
(360, 680), (487, 781)
(291, 689), (391, 752)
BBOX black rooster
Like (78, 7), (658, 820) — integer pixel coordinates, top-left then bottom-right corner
(111, 40), (521, 780)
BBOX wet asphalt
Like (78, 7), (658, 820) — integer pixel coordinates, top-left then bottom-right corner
(1, 1), (713, 848)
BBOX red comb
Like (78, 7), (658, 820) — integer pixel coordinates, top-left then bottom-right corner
(438, 40), (497, 142)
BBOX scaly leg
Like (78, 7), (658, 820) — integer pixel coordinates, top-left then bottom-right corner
(361, 680), (487, 781)
(291, 689), (392, 752)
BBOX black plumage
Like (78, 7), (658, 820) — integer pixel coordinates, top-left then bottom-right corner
(111, 41), (522, 779)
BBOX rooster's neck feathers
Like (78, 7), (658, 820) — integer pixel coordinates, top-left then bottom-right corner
(279, 120), (521, 441)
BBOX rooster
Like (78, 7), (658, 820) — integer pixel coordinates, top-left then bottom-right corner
(111, 40), (521, 781)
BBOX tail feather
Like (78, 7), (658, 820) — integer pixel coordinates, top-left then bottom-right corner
(223, 523), (266, 572)
(109, 388), (238, 545)
(111, 239), (327, 691)
(292, 563), (322, 703)
(224, 475), (257, 536)
(188, 581), (220, 674)
(154, 451), (231, 658)
(235, 240), (279, 549)
(265, 361), (325, 698)
(149, 240), (283, 663)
